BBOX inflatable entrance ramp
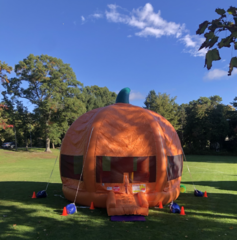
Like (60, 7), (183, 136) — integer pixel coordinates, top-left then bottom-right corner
(106, 192), (149, 216)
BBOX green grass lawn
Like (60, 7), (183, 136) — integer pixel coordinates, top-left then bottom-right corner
(0, 149), (237, 240)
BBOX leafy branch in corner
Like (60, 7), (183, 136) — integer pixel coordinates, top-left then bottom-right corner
(196, 6), (237, 76)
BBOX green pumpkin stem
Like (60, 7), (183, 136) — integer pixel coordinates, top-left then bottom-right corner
(115, 88), (131, 104)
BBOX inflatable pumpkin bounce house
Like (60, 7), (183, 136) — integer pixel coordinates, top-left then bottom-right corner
(60, 88), (183, 216)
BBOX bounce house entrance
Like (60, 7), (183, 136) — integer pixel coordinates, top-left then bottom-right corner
(96, 156), (154, 216)
(106, 172), (149, 216)
(106, 190), (149, 216)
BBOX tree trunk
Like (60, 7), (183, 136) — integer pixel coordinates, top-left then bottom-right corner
(14, 126), (17, 151)
(29, 124), (32, 148)
(45, 120), (52, 152)
(26, 138), (28, 151)
(45, 137), (52, 153)
(52, 142), (55, 149)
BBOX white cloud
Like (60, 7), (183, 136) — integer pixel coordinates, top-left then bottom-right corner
(105, 3), (185, 38)
(129, 90), (145, 101)
(92, 13), (103, 18)
(179, 34), (207, 57)
(104, 3), (206, 57)
(204, 68), (237, 80)
(81, 3), (210, 58)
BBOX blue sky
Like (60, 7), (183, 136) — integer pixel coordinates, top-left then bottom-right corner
(1, 0), (237, 110)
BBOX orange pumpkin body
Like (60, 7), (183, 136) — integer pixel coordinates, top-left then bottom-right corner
(60, 103), (183, 216)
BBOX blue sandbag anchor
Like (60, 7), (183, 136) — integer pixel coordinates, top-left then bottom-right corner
(66, 203), (77, 214)
(194, 190), (204, 197)
(170, 202), (181, 213)
(36, 190), (47, 198)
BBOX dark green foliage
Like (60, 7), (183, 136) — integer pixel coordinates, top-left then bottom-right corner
(144, 91), (180, 130)
(196, 21), (209, 35)
(181, 95), (232, 151)
(227, 6), (237, 16)
(218, 36), (234, 48)
(83, 85), (117, 111)
(177, 104), (187, 146)
(228, 98), (237, 142)
(199, 32), (219, 50)
(228, 57), (237, 75)
(215, 8), (226, 16)
(197, 6), (237, 76)
(204, 48), (221, 70)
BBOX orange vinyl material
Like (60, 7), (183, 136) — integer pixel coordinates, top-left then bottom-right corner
(60, 103), (183, 216)
(106, 192), (149, 216)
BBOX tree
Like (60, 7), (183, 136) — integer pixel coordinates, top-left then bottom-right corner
(0, 103), (14, 143)
(183, 95), (229, 151)
(196, 6), (237, 76)
(0, 61), (12, 84)
(184, 97), (211, 150)
(15, 101), (32, 150)
(0, 61), (14, 142)
(228, 97), (237, 139)
(2, 54), (86, 152)
(1, 96), (27, 151)
(83, 86), (117, 111)
(231, 96), (237, 109)
(177, 104), (188, 146)
(144, 91), (180, 130)
(207, 104), (230, 146)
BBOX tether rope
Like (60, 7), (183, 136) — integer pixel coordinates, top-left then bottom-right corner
(45, 156), (58, 191)
(73, 127), (94, 204)
(182, 147), (196, 190)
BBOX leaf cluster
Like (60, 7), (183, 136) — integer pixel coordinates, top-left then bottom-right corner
(0, 61), (12, 84)
(196, 6), (237, 75)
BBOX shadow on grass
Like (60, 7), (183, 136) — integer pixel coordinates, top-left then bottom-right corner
(0, 181), (237, 240)
(184, 155), (237, 163)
